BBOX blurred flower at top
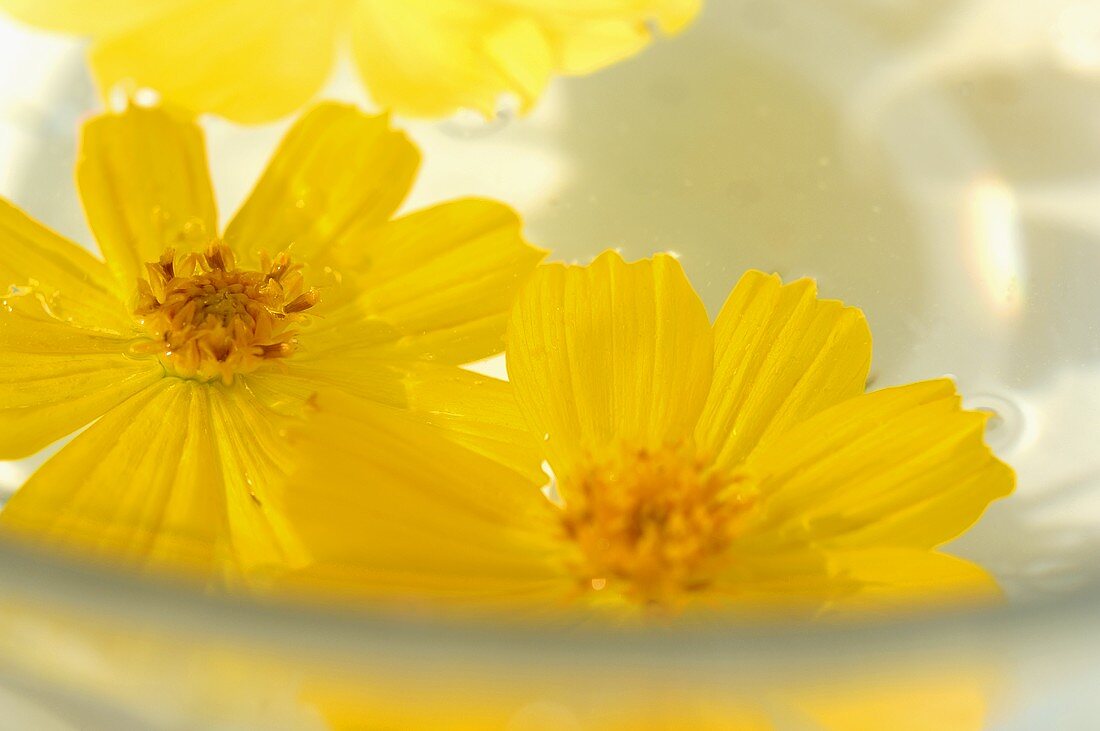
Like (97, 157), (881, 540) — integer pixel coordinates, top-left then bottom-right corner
(0, 101), (545, 584)
(0, 0), (701, 123)
(286, 251), (1014, 616)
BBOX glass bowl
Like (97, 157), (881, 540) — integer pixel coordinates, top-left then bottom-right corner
(1, 1), (1099, 727)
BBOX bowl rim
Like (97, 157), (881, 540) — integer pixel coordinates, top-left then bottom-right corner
(1, 536), (1098, 677)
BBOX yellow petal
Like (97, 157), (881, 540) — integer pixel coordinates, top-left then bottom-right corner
(706, 549), (841, 615)
(0, 0), (189, 35)
(405, 362), (546, 486)
(336, 198), (547, 365)
(283, 392), (562, 604)
(506, 251), (713, 478)
(353, 0), (553, 118)
(822, 549), (1002, 616)
(512, 0), (701, 74)
(296, 303), (406, 364)
(204, 384), (311, 579)
(0, 315), (163, 459)
(243, 317), (411, 413)
(0, 198), (130, 330)
(77, 105), (218, 292)
(648, 0), (702, 34)
(224, 103), (420, 267)
(743, 380), (1015, 550)
(1, 379), (222, 574)
(88, 0), (343, 124)
(0, 198), (163, 458)
(1, 378), (308, 582)
(695, 271), (872, 471)
(351, 0), (700, 118)
(537, 15), (650, 75)
(711, 547), (999, 617)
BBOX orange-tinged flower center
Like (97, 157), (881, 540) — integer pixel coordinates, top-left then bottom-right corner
(559, 441), (757, 606)
(133, 244), (318, 384)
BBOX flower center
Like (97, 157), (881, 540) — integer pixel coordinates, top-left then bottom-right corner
(133, 244), (318, 384)
(559, 441), (756, 606)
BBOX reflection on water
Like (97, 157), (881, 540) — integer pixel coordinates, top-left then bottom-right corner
(0, 592), (1004, 730)
(964, 176), (1025, 318)
(2, 0), (1100, 601)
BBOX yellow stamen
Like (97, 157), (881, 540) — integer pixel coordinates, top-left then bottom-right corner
(133, 243), (319, 384)
(559, 441), (756, 606)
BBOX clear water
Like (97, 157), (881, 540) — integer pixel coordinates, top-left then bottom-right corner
(4, 3), (1100, 730)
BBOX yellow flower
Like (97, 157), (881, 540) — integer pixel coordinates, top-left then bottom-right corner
(0, 101), (545, 583)
(0, 0), (701, 123)
(286, 251), (1014, 615)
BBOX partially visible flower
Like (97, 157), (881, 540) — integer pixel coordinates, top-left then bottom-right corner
(0, 0), (701, 123)
(285, 251), (1014, 615)
(0, 102), (544, 584)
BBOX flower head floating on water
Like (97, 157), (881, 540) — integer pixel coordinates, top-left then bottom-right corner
(0, 0), (701, 123)
(287, 252), (1014, 616)
(0, 102), (545, 584)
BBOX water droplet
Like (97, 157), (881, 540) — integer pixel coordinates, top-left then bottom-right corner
(440, 104), (514, 139)
(590, 578), (607, 591)
(540, 460), (563, 507)
(134, 87), (161, 107)
(181, 217), (207, 239)
(291, 186), (327, 217)
(967, 393), (1027, 453)
(106, 82), (131, 113)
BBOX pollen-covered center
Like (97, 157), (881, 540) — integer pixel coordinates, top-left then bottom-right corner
(133, 244), (318, 384)
(559, 441), (756, 605)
